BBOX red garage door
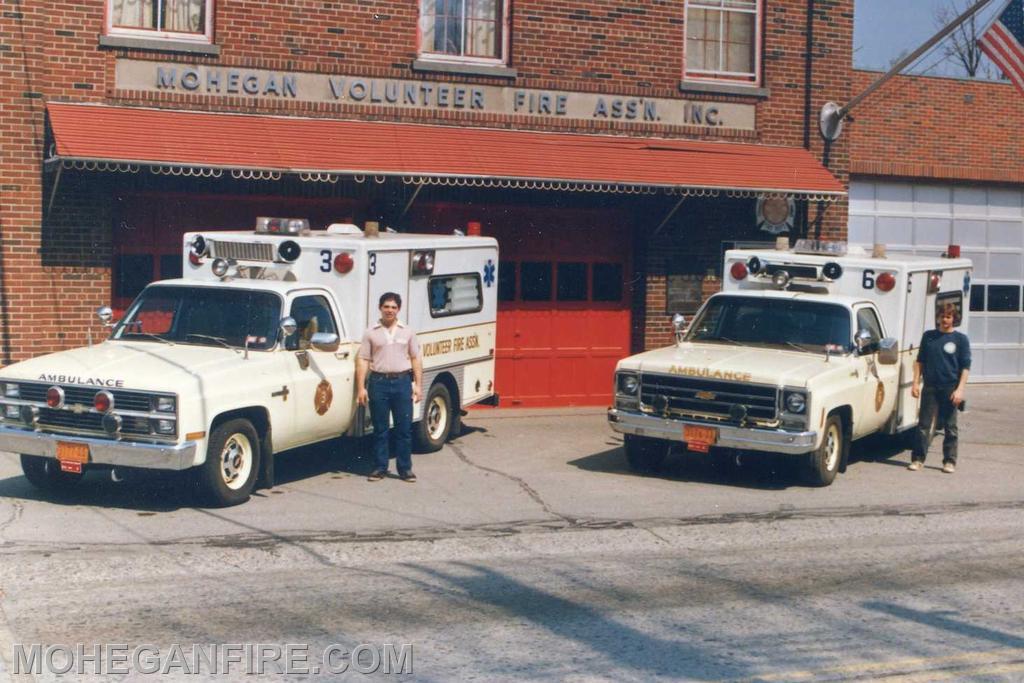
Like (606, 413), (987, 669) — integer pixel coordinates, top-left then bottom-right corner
(488, 211), (632, 407)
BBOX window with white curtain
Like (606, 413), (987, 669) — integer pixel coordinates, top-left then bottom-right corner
(685, 0), (760, 84)
(429, 274), (484, 317)
(419, 0), (507, 63)
(108, 0), (211, 41)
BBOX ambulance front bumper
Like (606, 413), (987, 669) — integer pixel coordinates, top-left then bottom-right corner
(0, 425), (197, 470)
(607, 408), (817, 455)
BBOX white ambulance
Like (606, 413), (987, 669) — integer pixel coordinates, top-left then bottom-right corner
(608, 240), (972, 486)
(0, 218), (498, 505)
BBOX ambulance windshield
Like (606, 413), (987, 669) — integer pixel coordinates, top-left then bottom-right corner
(686, 296), (852, 352)
(111, 285), (281, 351)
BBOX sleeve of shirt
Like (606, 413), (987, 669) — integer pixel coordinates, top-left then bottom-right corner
(407, 331), (421, 359)
(916, 331), (929, 364)
(958, 332), (972, 370)
(357, 331), (373, 361)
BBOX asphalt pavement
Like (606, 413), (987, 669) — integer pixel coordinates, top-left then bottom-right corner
(0, 384), (1021, 681)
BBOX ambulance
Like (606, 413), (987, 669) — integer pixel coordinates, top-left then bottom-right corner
(607, 239), (972, 486)
(0, 218), (498, 505)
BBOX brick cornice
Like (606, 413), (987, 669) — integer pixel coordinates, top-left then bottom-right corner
(850, 161), (1024, 185)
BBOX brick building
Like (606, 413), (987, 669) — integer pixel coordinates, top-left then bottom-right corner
(849, 71), (1024, 382)
(1, 0), (853, 406)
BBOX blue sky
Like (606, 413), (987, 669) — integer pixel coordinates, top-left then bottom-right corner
(854, 0), (1004, 76)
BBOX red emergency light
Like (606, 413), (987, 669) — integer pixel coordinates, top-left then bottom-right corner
(333, 253), (354, 274)
(729, 261), (748, 280)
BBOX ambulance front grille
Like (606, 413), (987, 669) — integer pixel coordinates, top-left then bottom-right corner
(209, 241), (275, 262)
(639, 373), (778, 422)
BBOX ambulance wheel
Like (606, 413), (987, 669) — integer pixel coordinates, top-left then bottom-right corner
(624, 434), (669, 473)
(198, 419), (259, 507)
(414, 383), (453, 453)
(20, 454), (82, 493)
(805, 414), (842, 487)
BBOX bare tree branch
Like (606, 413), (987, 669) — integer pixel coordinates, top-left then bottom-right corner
(934, 0), (996, 78)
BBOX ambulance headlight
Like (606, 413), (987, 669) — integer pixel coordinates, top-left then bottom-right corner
(102, 413), (123, 436)
(784, 391), (807, 414)
(2, 382), (19, 399)
(152, 418), (176, 435)
(616, 372), (639, 396)
(823, 262), (843, 280)
(153, 396), (176, 413)
(190, 235), (208, 257)
(277, 240), (301, 263)
(4, 404), (21, 419)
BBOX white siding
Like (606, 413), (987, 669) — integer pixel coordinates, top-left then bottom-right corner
(850, 180), (1024, 382)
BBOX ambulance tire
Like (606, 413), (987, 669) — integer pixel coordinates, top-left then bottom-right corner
(414, 383), (453, 453)
(20, 454), (83, 493)
(197, 419), (260, 507)
(804, 414), (842, 487)
(624, 434), (669, 473)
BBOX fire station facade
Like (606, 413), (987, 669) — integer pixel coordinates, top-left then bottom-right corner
(4, 0), (858, 406)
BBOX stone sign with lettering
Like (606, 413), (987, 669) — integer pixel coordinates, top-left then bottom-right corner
(115, 59), (756, 131)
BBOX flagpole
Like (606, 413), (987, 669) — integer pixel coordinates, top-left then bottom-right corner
(977, 0), (1011, 38)
(820, 0), (997, 140)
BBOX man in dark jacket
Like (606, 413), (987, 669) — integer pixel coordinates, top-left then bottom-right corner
(909, 302), (971, 473)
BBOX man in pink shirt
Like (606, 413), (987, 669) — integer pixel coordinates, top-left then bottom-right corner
(357, 292), (423, 482)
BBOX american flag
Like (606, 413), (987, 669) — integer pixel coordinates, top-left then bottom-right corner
(978, 0), (1024, 95)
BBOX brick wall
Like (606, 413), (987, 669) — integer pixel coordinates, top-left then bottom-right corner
(1, 0), (853, 362)
(850, 70), (1024, 184)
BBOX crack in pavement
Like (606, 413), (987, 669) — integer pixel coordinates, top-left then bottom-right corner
(2, 499), (1021, 556)
(0, 501), (22, 547)
(448, 440), (572, 523)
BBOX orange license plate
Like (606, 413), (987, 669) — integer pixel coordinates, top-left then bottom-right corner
(57, 442), (90, 464)
(683, 425), (717, 451)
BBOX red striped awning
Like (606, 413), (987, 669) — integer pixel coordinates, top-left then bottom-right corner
(46, 102), (845, 197)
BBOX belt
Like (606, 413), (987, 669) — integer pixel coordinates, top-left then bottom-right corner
(371, 370), (412, 379)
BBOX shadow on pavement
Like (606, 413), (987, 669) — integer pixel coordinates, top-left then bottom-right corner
(569, 443), (795, 491)
(574, 431), (921, 490)
(0, 436), (374, 512)
(863, 601), (1024, 649)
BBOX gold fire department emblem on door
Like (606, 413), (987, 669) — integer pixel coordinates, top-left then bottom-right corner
(315, 380), (333, 415)
(874, 382), (885, 412)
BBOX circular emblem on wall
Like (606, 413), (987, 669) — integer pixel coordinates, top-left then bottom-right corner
(756, 196), (796, 235)
(874, 382), (885, 412)
(314, 380), (333, 415)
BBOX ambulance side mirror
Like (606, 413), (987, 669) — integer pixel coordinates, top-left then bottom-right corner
(877, 337), (899, 365)
(854, 328), (876, 354)
(672, 313), (688, 343)
(309, 332), (340, 352)
(96, 306), (115, 328)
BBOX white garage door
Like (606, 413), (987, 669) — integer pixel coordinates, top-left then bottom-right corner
(849, 180), (1024, 382)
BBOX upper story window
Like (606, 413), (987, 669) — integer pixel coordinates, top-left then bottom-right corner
(107, 0), (213, 43)
(685, 0), (760, 85)
(418, 0), (507, 64)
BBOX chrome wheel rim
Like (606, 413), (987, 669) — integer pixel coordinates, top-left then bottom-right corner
(823, 423), (840, 472)
(220, 433), (253, 490)
(426, 395), (448, 440)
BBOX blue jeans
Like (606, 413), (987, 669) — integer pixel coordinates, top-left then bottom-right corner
(368, 373), (413, 475)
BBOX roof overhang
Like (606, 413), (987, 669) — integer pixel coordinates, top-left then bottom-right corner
(45, 102), (845, 200)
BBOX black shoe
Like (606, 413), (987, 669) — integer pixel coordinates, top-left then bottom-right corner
(399, 471), (417, 483)
(367, 469), (387, 482)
